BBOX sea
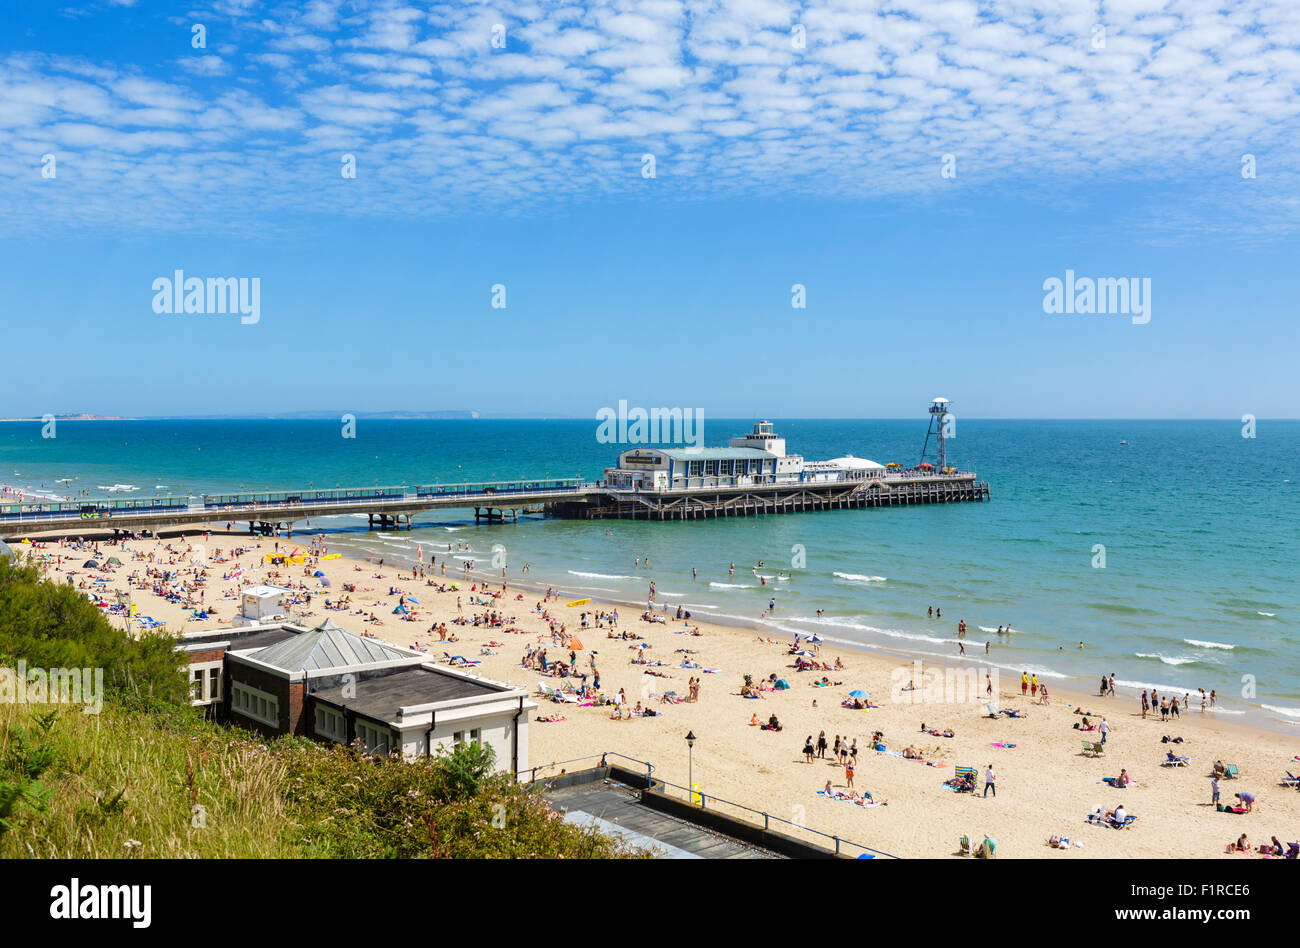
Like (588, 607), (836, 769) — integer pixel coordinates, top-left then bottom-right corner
(2, 417), (1296, 726)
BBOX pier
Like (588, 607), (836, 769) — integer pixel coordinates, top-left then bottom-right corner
(0, 472), (989, 538)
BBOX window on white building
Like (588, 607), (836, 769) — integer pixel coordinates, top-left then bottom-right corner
(189, 662), (224, 706)
(315, 704), (346, 743)
(355, 720), (391, 755)
(230, 681), (279, 727)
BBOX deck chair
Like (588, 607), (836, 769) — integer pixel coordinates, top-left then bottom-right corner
(958, 835), (972, 856)
(1162, 753), (1189, 767)
(983, 703), (1000, 719)
(952, 765), (977, 793)
(1282, 771), (1300, 788)
(1082, 741), (1105, 757)
(1224, 764), (1240, 779)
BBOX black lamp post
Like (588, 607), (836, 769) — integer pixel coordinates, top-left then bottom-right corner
(685, 730), (696, 800)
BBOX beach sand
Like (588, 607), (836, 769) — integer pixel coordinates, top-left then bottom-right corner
(24, 524), (1300, 859)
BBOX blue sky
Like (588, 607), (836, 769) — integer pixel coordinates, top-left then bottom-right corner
(1, 0), (1297, 419)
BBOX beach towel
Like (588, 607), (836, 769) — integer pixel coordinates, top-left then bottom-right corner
(990, 742), (1017, 749)
(816, 790), (883, 808)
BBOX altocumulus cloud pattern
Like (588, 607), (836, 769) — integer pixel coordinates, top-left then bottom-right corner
(3, 0), (1299, 234)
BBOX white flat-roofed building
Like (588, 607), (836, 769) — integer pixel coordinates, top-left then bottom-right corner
(604, 421), (807, 490)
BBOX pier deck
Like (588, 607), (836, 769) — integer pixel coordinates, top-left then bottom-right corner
(0, 474), (989, 539)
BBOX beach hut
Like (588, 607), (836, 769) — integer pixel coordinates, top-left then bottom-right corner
(239, 584), (289, 622)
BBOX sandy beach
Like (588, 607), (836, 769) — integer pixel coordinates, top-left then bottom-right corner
(22, 524), (1300, 859)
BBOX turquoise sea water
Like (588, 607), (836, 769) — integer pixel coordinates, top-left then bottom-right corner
(2, 418), (1296, 724)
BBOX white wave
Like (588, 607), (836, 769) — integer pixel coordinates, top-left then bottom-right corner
(568, 571), (634, 580)
(1135, 653), (1198, 666)
(709, 582), (755, 589)
(1261, 704), (1300, 719)
(1184, 639), (1234, 650)
(443, 527), (465, 532)
(978, 625), (1019, 634)
(833, 572), (887, 583)
(1258, 611), (1277, 617)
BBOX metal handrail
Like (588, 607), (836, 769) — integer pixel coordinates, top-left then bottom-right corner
(645, 774), (898, 859)
(519, 751), (656, 786)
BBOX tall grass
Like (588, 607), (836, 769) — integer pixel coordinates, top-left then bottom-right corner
(0, 702), (294, 858)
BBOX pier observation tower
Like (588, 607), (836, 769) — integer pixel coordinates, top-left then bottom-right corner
(919, 397), (951, 472)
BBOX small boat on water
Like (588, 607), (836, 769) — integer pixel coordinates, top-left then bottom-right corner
(1119, 441), (1129, 445)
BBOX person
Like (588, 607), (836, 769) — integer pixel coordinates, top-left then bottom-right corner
(1235, 791), (1254, 813)
(984, 764), (996, 798)
(817, 730), (828, 759)
(928, 605), (933, 618)
(1108, 674), (1116, 696)
(1211, 775), (1221, 806)
(1021, 671), (1028, 696)
(1170, 695), (1180, 718)
(845, 760), (855, 789)
(1229, 833), (1249, 852)
(1141, 690), (1149, 719)
(1106, 804), (1128, 825)
(1115, 768), (1130, 788)
(803, 736), (815, 763)
(1030, 674), (1038, 698)
(1099, 717), (1109, 744)
(1099, 673), (1108, 696)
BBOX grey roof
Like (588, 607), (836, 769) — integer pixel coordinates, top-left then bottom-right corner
(250, 619), (416, 672)
(311, 666), (503, 722)
(651, 447), (776, 461)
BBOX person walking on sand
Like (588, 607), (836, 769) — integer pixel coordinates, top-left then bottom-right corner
(845, 760), (855, 790)
(1108, 674), (1116, 697)
(984, 764), (996, 798)
(804, 736), (815, 763)
(1141, 690), (1149, 718)
(1211, 775), (1221, 806)
(817, 730), (828, 759)
(1099, 717), (1109, 744)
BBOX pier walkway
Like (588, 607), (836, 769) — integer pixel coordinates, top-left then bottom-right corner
(0, 473), (989, 539)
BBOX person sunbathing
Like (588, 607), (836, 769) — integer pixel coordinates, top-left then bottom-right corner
(1227, 833), (1250, 852)
(1104, 805), (1128, 824)
(1114, 769), (1130, 787)
(902, 745), (925, 760)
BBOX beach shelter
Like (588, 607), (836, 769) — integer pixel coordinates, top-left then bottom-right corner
(775, 678), (790, 690)
(106, 556), (121, 566)
(313, 570), (325, 577)
(568, 636), (585, 650)
(83, 559), (99, 568)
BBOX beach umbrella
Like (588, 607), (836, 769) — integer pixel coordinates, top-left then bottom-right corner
(885, 462), (901, 468)
(808, 634), (823, 643)
(916, 462), (935, 469)
(406, 596), (419, 604)
(313, 570), (325, 577)
(635, 642), (650, 649)
(319, 577), (331, 587)
(849, 689), (870, 698)
(794, 649), (815, 657)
